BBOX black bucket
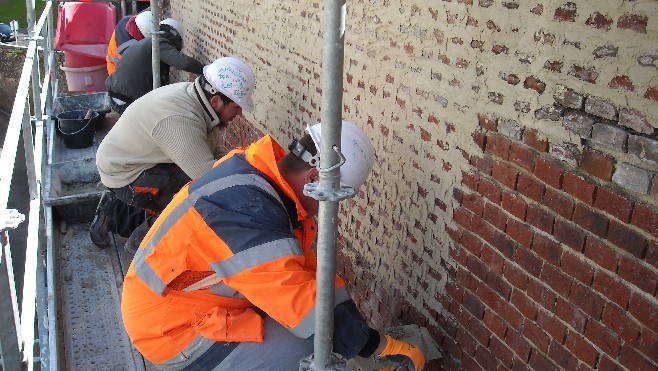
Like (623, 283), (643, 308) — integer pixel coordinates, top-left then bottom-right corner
(56, 110), (99, 149)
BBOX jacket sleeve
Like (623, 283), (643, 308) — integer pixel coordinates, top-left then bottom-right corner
(159, 41), (204, 74)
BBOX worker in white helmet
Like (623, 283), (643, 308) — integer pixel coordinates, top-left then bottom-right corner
(92, 57), (256, 255)
(106, 17), (204, 114)
(106, 9), (151, 75)
(120, 121), (426, 370)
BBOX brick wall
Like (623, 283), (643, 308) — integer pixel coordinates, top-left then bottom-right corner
(167, 0), (657, 369)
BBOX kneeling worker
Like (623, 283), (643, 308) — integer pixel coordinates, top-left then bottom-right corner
(120, 121), (426, 370)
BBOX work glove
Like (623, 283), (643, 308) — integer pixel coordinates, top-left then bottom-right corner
(378, 335), (426, 371)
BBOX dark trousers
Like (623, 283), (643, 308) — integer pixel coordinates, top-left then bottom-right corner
(109, 163), (191, 243)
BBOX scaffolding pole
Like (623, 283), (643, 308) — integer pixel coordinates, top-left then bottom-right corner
(300, 0), (348, 370)
(149, 0), (161, 89)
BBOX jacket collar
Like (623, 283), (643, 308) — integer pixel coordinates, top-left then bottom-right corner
(245, 135), (310, 222)
(192, 77), (221, 130)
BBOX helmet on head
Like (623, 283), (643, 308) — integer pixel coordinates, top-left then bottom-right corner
(203, 57), (255, 112)
(134, 10), (153, 36)
(159, 18), (183, 40)
(306, 121), (375, 190)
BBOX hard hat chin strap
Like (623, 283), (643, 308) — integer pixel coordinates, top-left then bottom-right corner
(200, 76), (218, 95)
(289, 139), (319, 166)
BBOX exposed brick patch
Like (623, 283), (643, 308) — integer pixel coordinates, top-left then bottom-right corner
(569, 65), (599, 84)
(550, 141), (580, 167)
(594, 187), (632, 222)
(616, 13), (648, 34)
(534, 158), (564, 189)
(585, 96), (618, 121)
(591, 122), (628, 152)
(580, 148), (615, 181)
(607, 220), (648, 259)
(609, 75), (635, 91)
(554, 86), (584, 109)
(645, 87), (658, 102)
(612, 163), (651, 194)
(562, 111), (594, 138)
(586, 11), (613, 30)
(524, 76), (546, 94)
(522, 128), (549, 152)
(478, 114), (498, 131)
(486, 134), (511, 160)
(492, 161), (519, 190)
(628, 135), (658, 166)
(631, 203), (658, 239)
(554, 2), (577, 22)
(618, 108), (654, 135)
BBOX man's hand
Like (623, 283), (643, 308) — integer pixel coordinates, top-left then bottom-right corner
(378, 335), (426, 371)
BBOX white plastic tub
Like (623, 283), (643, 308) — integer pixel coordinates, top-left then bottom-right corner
(61, 64), (108, 93)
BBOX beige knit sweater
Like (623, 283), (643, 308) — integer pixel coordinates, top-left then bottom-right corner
(96, 78), (228, 189)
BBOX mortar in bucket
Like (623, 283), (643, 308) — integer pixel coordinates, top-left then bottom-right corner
(56, 110), (99, 149)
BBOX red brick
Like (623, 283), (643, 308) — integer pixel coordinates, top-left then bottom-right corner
(592, 269), (631, 309)
(607, 220), (648, 259)
(481, 245), (504, 273)
(617, 255), (658, 295)
(580, 148), (615, 181)
(637, 328), (658, 361)
(565, 331), (598, 367)
(516, 173), (545, 202)
(548, 341), (579, 370)
(602, 304), (641, 346)
(523, 128), (549, 152)
(631, 203), (658, 239)
(629, 292), (658, 333)
(486, 133), (511, 159)
(573, 203), (609, 239)
(569, 281), (604, 319)
(522, 320), (550, 352)
(505, 328), (532, 362)
(511, 288), (537, 320)
(541, 262), (572, 297)
(491, 230), (517, 259)
(503, 261), (529, 290)
(457, 267), (478, 292)
(562, 172), (596, 205)
(463, 192), (485, 216)
(483, 202), (507, 231)
(515, 247), (543, 277)
(472, 156), (493, 175)
(556, 297), (588, 333)
(617, 13), (648, 33)
(456, 327), (478, 356)
(586, 11), (613, 30)
(480, 282), (524, 330)
(532, 234), (562, 266)
(479, 178), (503, 204)
(534, 158), (564, 189)
(554, 219), (586, 252)
(526, 204), (554, 234)
(511, 358), (531, 371)
(510, 143), (536, 172)
(585, 319), (621, 357)
(646, 240), (658, 269)
(544, 188), (574, 219)
(474, 344), (498, 370)
(528, 278), (558, 312)
(488, 336), (514, 368)
(478, 113), (498, 131)
(598, 354), (625, 371)
(483, 309), (508, 339)
(507, 219), (534, 248)
(469, 316), (493, 346)
(619, 344), (657, 371)
(486, 272), (513, 300)
(561, 251), (595, 285)
(528, 349), (557, 371)
(554, 2), (577, 22)
(467, 254), (488, 283)
(454, 207), (473, 229)
(492, 160), (519, 189)
(584, 237), (619, 272)
(502, 191), (527, 220)
(462, 171), (480, 191)
(537, 309), (567, 343)
(595, 187), (633, 222)
(461, 231), (483, 257)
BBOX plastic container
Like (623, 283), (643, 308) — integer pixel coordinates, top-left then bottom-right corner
(56, 110), (99, 149)
(55, 2), (116, 59)
(61, 64), (108, 93)
(64, 51), (105, 68)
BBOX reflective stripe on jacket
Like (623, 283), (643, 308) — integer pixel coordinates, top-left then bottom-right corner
(106, 15), (137, 75)
(121, 135), (349, 364)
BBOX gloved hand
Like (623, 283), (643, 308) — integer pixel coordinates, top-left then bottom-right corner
(378, 335), (426, 371)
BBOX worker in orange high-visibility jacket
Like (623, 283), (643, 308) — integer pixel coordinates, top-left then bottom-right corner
(106, 10), (150, 75)
(121, 121), (426, 370)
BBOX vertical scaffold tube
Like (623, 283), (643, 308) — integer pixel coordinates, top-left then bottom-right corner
(150, 0), (160, 89)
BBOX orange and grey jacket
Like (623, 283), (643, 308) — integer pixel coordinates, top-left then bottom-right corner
(106, 15), (141, 75)
(121, 135), (378, 367)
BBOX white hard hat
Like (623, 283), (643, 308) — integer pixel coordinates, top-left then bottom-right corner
(160, 18), (183, 40)
(134, 10), (152, 36)
(203, 57), (255, 112)
(306, 121), (375, 190)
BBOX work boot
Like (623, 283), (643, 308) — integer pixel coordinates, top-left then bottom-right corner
(90, 192), (115, 248)
(124, 219), (150, 255)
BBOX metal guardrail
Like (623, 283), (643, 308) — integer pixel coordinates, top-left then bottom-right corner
(0, 0), (55, 369)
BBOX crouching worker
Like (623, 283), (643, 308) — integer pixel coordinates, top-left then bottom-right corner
(91, 57), (255, 255)
(120, 122), (426, 370)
